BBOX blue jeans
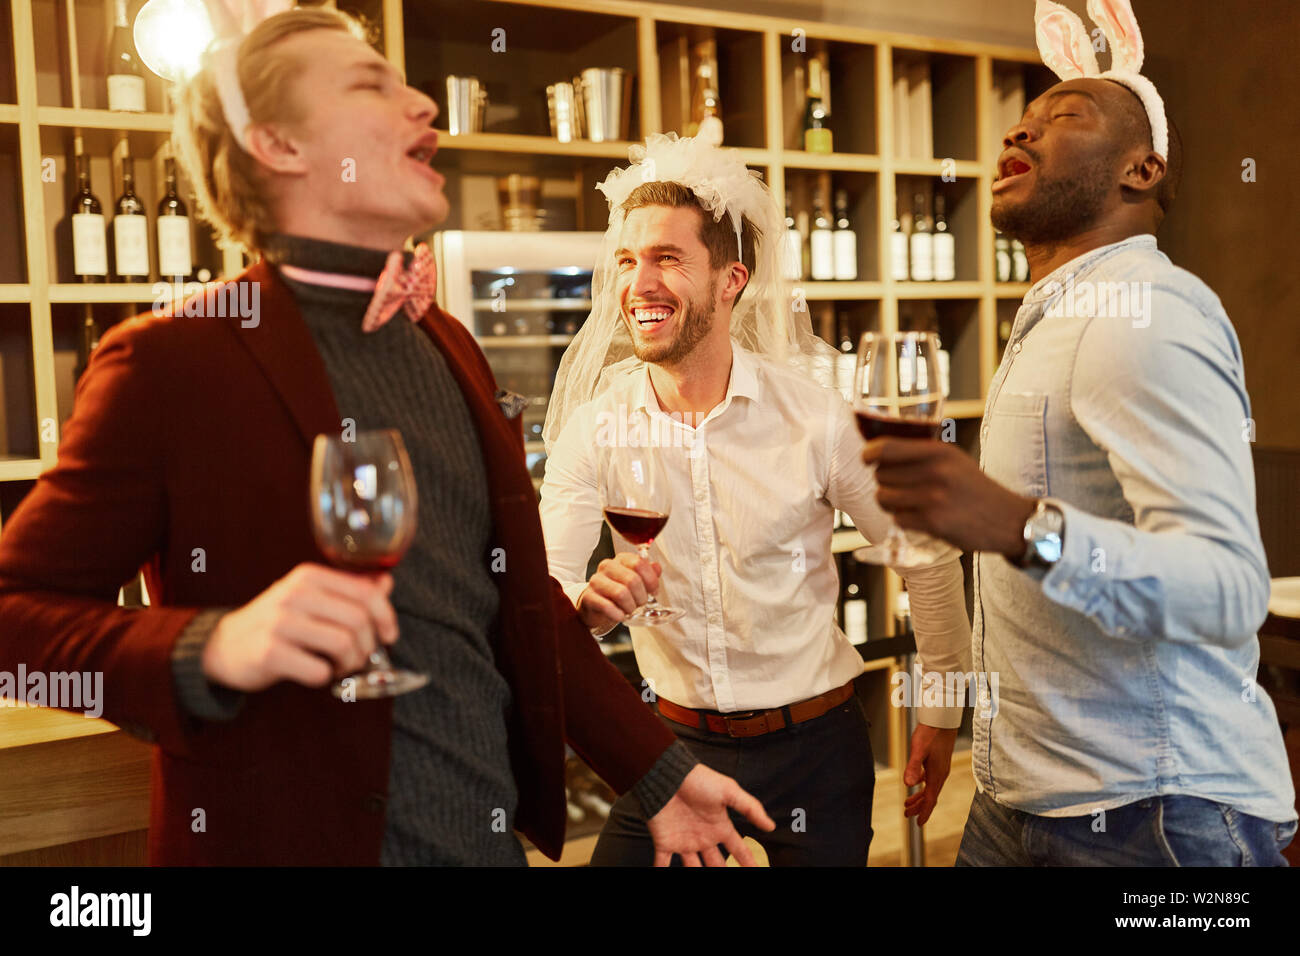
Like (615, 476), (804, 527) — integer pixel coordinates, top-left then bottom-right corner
(956, 789), (1297, 866)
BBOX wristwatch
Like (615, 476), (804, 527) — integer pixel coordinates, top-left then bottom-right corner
(1014, 500), (1065, 570)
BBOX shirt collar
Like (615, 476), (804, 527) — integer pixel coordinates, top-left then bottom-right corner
(1024, 233), (1157, 304)
(635, 339), (761, 422)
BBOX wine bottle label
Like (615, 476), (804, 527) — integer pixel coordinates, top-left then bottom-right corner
(890, 233), (909, 281)
(804, 128), (833, 154)
(784, 228), (803, 279)
(1012, 249), (1029, 282)
(899, 357), (914, 392)
(916, 356), (928, 393)
(937, 348), (951, 398)
(909, 233), (933, 281)
(810, 230), (834, 280)
(932, 233), (956, 281)
(114, 215), (150, 277)
(832, 231), (857, 280)
(995, 250), (1012, 282)
(836, 352), (855, 400)
(72, 213), (108, 276)
(107, 75), (146, 112)
(158, 216), (193, 277)
(844, 599), (867, 645)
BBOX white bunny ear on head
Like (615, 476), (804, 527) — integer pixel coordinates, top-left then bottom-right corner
(1087, 0), (1144, 73)
(1030, 0), (1169, 162)
(1034, 0), (1100, 80)
(200, 0), (296, 152)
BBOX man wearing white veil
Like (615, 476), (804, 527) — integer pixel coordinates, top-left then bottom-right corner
(540, 131), (973, 865)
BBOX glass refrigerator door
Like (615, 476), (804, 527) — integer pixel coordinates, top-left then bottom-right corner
(469, 266), (593, 486)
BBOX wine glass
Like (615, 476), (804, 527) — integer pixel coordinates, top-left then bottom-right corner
(601, 444), (684, 626)
(853, 331), (949, 566)
(310, 429), (430, 698)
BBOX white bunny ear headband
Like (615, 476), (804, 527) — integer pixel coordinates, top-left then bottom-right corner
(200, 0), (295, 152)
(1034, 0), (1168, 160)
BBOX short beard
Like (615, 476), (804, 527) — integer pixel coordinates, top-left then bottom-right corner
(991, 150), (1115, 244)
(627, 276), (717, 367)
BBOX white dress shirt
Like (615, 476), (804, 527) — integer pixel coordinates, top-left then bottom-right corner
(540, 341), (972, 727)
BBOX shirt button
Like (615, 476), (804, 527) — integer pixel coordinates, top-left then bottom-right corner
(362, 792), (387, 814)
(1011, 342), (1022, 354)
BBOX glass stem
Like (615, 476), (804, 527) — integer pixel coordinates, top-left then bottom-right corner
(639, 544), (660, 610)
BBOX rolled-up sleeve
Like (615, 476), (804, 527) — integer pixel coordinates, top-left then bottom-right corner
(828, 393), (972, 727)
(1039, 288), (1270, 648)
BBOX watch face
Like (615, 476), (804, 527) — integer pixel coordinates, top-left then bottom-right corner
(1029, 505), (1064, 565)
(1035, 533), (1063, 564)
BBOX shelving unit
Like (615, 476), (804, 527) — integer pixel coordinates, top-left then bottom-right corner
(1, 0), (1052, 862)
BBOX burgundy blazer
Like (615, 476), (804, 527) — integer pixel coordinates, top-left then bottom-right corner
(0, 261), (679, 864)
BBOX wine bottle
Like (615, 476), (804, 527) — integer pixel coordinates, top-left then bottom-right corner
(890, 212), (909, 281)
(113, 149), (150, 280)
(783, 192), (803, 280)
(74, 305), (101, 382)
(843, 583), (868, 645)
(802, 57), (832, 154)
(157, 153), (193, 284)
(688, 47), (723, 143)
(994, 233), (1012, 282)
(908, 193), (933, 281)
(835, 313), (856, 400)
(932, 192), (955, 281)
(70, 138), (107, 282)
(1011, 239), (1030, 282)
(809, 190), (834, 280)
(832, 189), (857, 281)
(107, 0), (146, 113)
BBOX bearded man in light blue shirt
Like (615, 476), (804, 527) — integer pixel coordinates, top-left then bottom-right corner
(864, 73), (1297, 866)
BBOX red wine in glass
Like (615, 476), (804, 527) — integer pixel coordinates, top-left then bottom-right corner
(855, 411), (942, 441)
(852, 331), (950, 566)
(602, 507), (668, 546)
(601, 445), (684, 626)
(317, 545), (402, 573)
(310, 429), (429, 699)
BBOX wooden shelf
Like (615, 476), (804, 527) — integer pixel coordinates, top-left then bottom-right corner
(0, 285), (30, 302)
(802, 281), (884, 301)
(478, 334), (575, 349)
(995, 282), (1031, 297)
(35, 107), (173, 133)
(894, 281), (984, 299)
(892, 157), (983, 177)
(0, 105), (18, 124)
(944, 398), (985, 419)
(0, 458), (43, 481)
(782, 150), (882, 172)
(47, 282), (224, 304)
(434, 131), (635, 159)
(832, 529), (868, 553)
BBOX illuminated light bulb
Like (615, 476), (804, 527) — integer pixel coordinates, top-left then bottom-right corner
(133, 0), (216, 83)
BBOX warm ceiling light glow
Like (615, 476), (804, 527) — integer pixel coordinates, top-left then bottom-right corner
(133, 0), (216, 83)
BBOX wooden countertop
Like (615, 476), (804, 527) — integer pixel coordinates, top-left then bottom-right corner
(0, 702), (152, 862)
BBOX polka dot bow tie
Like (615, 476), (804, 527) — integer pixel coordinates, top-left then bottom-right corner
(275, 242), (438, 334)
(361, 243), (438, 333)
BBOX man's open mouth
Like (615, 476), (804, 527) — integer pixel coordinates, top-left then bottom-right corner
(632, 305), (674, 328)
(996, 153), (1033, 183)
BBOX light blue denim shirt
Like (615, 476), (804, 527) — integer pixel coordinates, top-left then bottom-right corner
(974, 233), (1297, 823)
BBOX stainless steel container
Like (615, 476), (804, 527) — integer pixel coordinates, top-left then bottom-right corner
(578, 67), (632, 142)
(446, 75), (487, 134)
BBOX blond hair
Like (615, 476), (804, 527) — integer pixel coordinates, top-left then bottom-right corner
(171, 7), (366, 253)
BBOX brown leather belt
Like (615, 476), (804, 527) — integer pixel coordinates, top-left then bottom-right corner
(656, 680), (856, 738)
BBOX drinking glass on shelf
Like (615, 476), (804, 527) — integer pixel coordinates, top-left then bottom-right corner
(310, 429), (429, 699)
(601, 444), (684, 626)
(852, 330), (950, 566)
